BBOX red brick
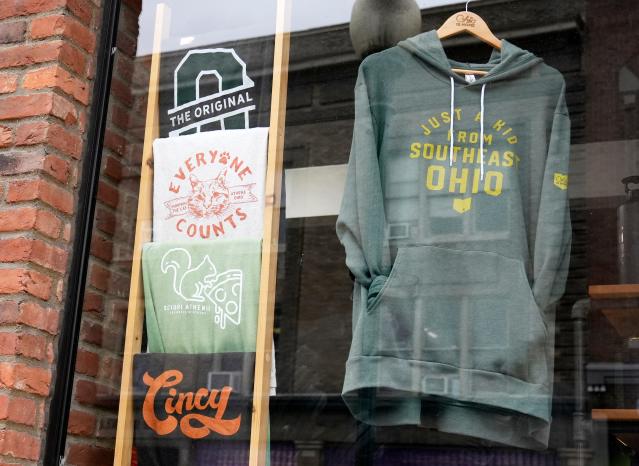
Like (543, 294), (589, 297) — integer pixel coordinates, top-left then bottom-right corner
(35, 209), (62, 239)
(39, 178), (75, 213)
(0, 332), (48, 362)
(48, 123), (82, 158)
(43, 153), (71, 183)
(14, 364), (51, 396)
(80, 320), (102, 346)
(116, 32), (137, 58)
(0, 363), (15, 388)
(95, 207), (115, 235)
(0, 94), (54, 120)
(124, 0), (142, 13)
(31, 239), (68, 273)
(14, 122), (47, 146)
(30, 15), (96, 53)
(0, 95), (75, 126)
(110, 77), (133, 106)
(55, 277), (64, 302)
(0, 0), (66, 19)
(0, 126), (12, 147)
(99, 356), (122, 381)
(74, 379), (96, 405)
(15, 120), (81, 157)
(0, 394), (37, 426)
(7, 178), (75, 215)
(75, 349), (99, 376)
(103, 155), (123, 180)
(110, 301), (127, 325)
(51, 93), (78, 124)
(109, 271), (129, 297)
(9, 397), (37, 426)
(0, 21), (26, 44)
(97, 181), (119, 208)
(23, 64), (89, 104)
(0, 208), (37, 232)
(75, 379), (115, 409)
(110, 104), (130, 130)
(6, 179), (39, 202)
(88, 263), (110, 292)
(103, 129), (127, 157)
(0, 363), (51, 396)
(82, 291), (103, 314)
(96, 415), (117, 440)
(0, 429), (40, 460)
(0, 73), (17, 94)
(0, 301), (19, 325)
(0, 334), (18, 355)
(67, 410), (96, 436)
(0, 239), (31, 262)
(66, 443), (113, 466)
(58, 41), (86, 76)
(18, 301), (59, 334)
(90, 235), (113, 262)
(0, 150), (45, 175)
(63, 222), (71, 242)
(16, 333), (49, 361)
(101, 327), (124, 353)
(0, 269), (52, 300)
(67, 0), (93, 23)
(0, 41), (62, 69)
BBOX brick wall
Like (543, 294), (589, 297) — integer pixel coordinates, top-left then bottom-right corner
(0, 0), (103, 463)
(63, 0), (145, 465)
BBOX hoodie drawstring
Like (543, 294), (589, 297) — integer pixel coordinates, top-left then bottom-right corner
(448, 78), (487, 181)
(479, 83), (486, 181)
(449, 77), (455, 167)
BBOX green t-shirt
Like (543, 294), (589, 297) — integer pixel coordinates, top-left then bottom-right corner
(142, 239), (261, 353)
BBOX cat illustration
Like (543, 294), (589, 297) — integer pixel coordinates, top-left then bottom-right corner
(187, 171), (230, 218)
(160, 248), (217, 302)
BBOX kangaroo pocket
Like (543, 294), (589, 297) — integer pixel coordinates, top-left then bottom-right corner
(365, 245), (548, 384)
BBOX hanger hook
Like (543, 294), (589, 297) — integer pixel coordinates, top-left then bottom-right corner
(465, 0), (472, 11)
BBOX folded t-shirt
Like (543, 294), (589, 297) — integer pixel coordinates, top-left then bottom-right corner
(142, 240), (276, 394)
(133, 352), (254, 466)
(152, 128), (268, 243)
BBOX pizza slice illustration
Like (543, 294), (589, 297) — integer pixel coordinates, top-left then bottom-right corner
(204, 269), (243, 329)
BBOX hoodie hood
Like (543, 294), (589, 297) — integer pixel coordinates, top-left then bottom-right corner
(398, 30), (544, 180)
(399, 30), (543, 85)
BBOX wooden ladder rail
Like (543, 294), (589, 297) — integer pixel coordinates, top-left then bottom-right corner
(111, 1), (291, 465)
(249, 0), (291, 465)
(112, 3), (167, 465)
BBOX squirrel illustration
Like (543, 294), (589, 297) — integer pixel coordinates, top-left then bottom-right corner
(160, 248), (217, 302)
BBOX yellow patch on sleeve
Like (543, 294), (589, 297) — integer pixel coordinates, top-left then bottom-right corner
(554, 173), (568, 190)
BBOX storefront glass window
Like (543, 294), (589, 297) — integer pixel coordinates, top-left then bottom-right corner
(65, 1), (639, 465)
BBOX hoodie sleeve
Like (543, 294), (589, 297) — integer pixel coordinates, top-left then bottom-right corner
(336, 66), (389, 295)
(532, 83), (572, 311)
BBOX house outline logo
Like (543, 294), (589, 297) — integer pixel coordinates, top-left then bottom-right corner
(167, 48), (256, 136)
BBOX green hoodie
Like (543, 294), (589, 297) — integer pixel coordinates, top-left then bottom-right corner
(336, 31), (571, 449)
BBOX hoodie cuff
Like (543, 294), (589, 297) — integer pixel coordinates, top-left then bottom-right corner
(367, 275), (388, 308)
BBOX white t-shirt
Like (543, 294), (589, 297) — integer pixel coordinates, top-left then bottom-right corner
(152, 128), (269, 242)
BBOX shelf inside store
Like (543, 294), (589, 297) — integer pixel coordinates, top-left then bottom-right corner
(589, 284), (639, 300)
(592, 409), (639, 421)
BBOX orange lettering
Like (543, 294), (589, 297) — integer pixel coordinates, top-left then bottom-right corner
(142, 371), (241, 439)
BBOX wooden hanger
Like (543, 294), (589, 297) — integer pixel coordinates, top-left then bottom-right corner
(437, 1), (502, 76)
